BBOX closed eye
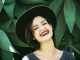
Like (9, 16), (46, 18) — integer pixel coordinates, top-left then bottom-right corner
(33, 27), (39, 31)
(42, 22), (47, 25)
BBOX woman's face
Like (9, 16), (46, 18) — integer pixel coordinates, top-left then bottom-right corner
(31, 16), (53, 43)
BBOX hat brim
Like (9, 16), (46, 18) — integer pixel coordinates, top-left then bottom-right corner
(16, 5), (56, 43)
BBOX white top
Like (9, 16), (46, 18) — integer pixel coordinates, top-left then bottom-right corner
(22, 56), (29, 60)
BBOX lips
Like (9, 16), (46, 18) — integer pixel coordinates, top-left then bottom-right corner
(40, 30), (49, 36)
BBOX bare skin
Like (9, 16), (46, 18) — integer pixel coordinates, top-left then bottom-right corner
(32, 16), (63, 60)
(33, 38), (63, 60)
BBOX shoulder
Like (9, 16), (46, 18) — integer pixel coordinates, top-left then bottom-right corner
(22, 53), (32, 60)
(22, 53), (39, 60)
(64, 51), (74, 57)
(61, 51), (75, 60)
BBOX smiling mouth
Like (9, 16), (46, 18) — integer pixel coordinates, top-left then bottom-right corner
(40, 30), (49, 37)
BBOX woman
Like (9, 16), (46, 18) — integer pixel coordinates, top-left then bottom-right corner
(16, 5), (75, 60)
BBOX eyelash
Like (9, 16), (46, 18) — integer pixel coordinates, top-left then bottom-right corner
(33, 27), (39, 31)
(42, 22), (47, 25)
(33, 22), (47, 31)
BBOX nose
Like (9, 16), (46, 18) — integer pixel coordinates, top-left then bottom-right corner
(39, 25), (45, 31)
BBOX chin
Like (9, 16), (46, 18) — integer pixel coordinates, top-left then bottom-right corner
(39, 34), (52, 42)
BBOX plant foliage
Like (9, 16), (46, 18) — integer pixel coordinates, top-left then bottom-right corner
(0, 0), (80, 60)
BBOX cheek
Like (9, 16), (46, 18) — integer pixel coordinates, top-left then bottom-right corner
(49, 25), (53, 32)
(48, 25), (53, 35)
(33, 30), (40, 38)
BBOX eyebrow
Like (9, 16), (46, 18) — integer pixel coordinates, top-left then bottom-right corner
(41, 20), (46, 23)
(32, 20), (46, 28)
(32, 25), (38, 28)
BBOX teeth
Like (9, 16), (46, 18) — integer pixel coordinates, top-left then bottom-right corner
(40, 30), (49, 36)
(42, 31), (47, 36)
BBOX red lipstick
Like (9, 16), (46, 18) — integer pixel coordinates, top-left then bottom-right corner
(40, 30), (49, 36)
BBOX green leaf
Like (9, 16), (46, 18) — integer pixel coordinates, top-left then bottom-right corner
(55, 10), (66, 47)
(69, 44), (80, 54)
(49, 0), (64, 16)
(72, 25), (80, 44)
(13, 3), (27, 19)
(0, 9), (10, 23)
(7, 20), (15, 32)
(75, 2), (80, 29)
(0, 29), (17, 53)
(0, 19), (16, 33)
(3, 0), (15, 18)
(64, 0), (76, 33)
(0, 0), (3, 12)
(8, 32), (29, 47)
(0, 20), (12, 31)
(1, 0), (5, 4)
(0, 49), (14, 60)
(18, 0), (46, 4)
(4, 20), (16, 33)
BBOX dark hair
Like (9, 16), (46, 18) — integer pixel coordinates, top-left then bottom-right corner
(24, 15), (56, 49)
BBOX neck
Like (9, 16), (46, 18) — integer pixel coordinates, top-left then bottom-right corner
(39, 38), (56, 54)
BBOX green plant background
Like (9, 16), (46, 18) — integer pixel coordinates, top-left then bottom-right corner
(0, 0), (80, 60)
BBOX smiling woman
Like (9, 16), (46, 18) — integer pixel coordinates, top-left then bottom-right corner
(31, 16), (53, 43)
(15, 5), (75, 60)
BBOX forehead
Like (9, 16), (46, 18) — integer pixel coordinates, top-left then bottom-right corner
(32, 16), (47, 25)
